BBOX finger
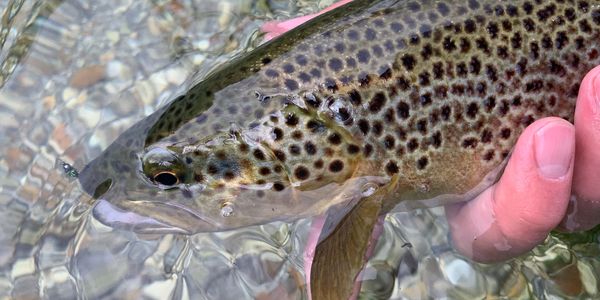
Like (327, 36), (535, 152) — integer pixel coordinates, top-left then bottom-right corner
(561, 65), (600, 231)
(446, 118), (575, 263)
(261, 0), (353, 40)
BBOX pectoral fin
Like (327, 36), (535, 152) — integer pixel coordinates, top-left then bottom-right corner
(310, 194), (384, 300)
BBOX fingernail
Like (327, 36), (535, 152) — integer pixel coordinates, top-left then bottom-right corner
(594, 73), (600, 114)
(534, 122), (574, 179)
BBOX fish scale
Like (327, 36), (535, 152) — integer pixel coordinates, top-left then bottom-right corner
(78, 0), (600, 299)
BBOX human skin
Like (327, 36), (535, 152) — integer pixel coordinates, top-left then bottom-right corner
(446, 65), (600, 263)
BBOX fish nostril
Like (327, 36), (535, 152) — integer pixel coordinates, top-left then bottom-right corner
(153, 172), (179, 186)
(92, 178), (113, 199)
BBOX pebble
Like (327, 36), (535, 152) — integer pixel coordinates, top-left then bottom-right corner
(42, 95), (56, 110)
(106, 31), (120, 43)
(69, 65), (106, 88)
(106, 60), (131, 81)
(49, 124), (74, 154)
(76, 105), (101, 128)
(134, 80), (156, 106)
(165, 67), (187, 85)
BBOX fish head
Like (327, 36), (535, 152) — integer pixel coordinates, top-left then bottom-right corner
(78, 121), (311, 234)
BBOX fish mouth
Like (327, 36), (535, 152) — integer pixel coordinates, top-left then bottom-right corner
(91, 198), (220, 234)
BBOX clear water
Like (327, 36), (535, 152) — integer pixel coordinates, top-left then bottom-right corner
(0, 0), (599, 299)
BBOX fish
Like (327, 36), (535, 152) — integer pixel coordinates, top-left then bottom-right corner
(78, 0), (600, 298)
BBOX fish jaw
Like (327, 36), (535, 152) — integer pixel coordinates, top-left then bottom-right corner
(91, 197), (221, 234)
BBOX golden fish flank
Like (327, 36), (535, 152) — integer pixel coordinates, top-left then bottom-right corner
(78, 0), (600, 298)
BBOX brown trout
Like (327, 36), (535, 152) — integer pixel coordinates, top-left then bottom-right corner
(78, 0), (600, 298)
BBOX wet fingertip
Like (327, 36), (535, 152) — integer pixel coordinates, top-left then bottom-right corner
(581, 65), (600, 115)
(591, 70), (600, 114)
(533, 121), (575, 180)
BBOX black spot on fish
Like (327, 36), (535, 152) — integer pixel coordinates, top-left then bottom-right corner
(506, 4), (518, 16)
(417, 157), (429, 169)
(397, 101), (410, 119)
(357, 49), (371, 64)
(396, 76), (410, 91)
(296, 55), (308, 66)
(265, 69), (279, 79)
(259, 167), (271, 176)
(385, 161), (399, 175)
(418, 72), (430, 86)
(347, 30), (359, 40)
(273, 150), (286, 162)
(253, 149), (266, 160)
(481, 129), (493, 143)
(285, 79), (299, 91)
(310, 68), (321, 78)
(363, 144), (373, 157)
(390, 22), (403, 33)
(443, 36), (457, 52)
(372, 45), (384, 57)
(555, 31), (568, 49)
(365, 28), (377, 40)
(329, 160), (344, 172)
(298, 72), (311, 83)
(368, 92), (386, 113)
(273, 127), (284, 141)
(523, 18), (536, 32)
(294, 166), (310, 180)
(407, 138), (419, 152)
(462, 137), (478, 149)
(383, 135), (395, 149)
(261, 57), (272, 65)
(348, 90), (362, 105)
(358, 119), (370, 135)
(223, 171), (236, 181)
(315, 80), (334, 94)
(379, 66), (392, 79)
(273, 182), (285, 191)
(401, 54), (416, 70)
(327, 133), (342, 145)
(431, 131), (442, 148)
(328, 58), (343, 72)
(304, 142), (317, 155)
(372, 121), (383, 136)
(285, 113), (299, 126)
(358, 72), (371, 86)
(484, 96), (496, 112)
(347, 144), (360, 154)
(283, 63), (295, 73)
(345, 57), (357, 68)
(437, 3), (450, 16)
(289, 145), (301, 156)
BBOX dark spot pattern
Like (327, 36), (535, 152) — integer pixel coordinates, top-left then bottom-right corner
(145, 0), (600, 201)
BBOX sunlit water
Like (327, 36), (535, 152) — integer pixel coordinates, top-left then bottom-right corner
(1, 0), (599, 299)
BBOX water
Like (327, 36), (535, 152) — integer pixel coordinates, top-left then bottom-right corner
(0, 0), (599, 299)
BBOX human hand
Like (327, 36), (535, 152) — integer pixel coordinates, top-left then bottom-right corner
(446, 65), (600, 263)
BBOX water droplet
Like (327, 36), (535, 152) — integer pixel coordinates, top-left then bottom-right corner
(326, 96), (353, 122)
(417, 183), (430, 193)
(361, 182), (379, 197)
(220, 202), (234, 217)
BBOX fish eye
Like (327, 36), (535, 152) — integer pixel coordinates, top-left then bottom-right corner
(153, 171), (179, 186)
